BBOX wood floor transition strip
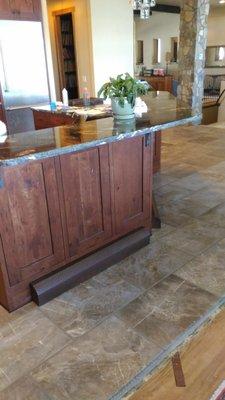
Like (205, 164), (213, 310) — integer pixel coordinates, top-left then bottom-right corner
(171, 352), (186, 388)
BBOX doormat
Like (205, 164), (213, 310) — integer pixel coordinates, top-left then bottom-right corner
(210, 381), (225, 400)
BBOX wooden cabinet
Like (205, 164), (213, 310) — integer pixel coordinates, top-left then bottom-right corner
(0, 0), (12, 19)
(0, 135), (154, 311)
(0, 158), (64, 288)
(0, 0), (41, 21)
(140, 76), (173, 93)
(60, 146), (112, 259)
(33, 109), (75, 130)
(110, 136), (152, 236)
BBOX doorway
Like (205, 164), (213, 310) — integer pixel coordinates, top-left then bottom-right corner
(53, 9), (79, 100)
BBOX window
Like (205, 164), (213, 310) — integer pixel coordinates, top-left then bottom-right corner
(171, 37), (178, 62)
(215, 46), (225, 61)
(153, 38), (161, 64)
(136, 40), (144, 64)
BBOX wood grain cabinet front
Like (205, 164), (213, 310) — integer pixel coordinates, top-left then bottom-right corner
(0, 158), (65, 287)
(0, 0), (41, 20)
(109, 136), (152, 236)
(0, 0), (12, 19)
(0, 136), (153, 311)
(59, 145), (112, 259)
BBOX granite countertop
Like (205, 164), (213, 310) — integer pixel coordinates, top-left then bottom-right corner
(0, 92), (200, 166)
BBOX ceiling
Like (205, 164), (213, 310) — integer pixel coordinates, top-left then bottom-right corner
(157, 0), (225, 6)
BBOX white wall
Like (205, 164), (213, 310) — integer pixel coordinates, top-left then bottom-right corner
(89, 0), (134, 95)
(205, 6), (225, 76)
(41, 0), (56, 101)
(45, 0), (94, 99)
(135, 12), (180, 70)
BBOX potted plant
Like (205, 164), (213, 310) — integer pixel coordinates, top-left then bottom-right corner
(98, 73), (149, 120)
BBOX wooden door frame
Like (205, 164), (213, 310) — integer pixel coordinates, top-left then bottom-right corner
(52, 7), (79, 100)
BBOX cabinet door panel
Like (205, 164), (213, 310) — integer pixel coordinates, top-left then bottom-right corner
(110, 136), (151, 235)
(0, 158), (64, 285)
(60, 146), (112, 258)
(13, 0), (41, 20)
(0, 0), (12, 19)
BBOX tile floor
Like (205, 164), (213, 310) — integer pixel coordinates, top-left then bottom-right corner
(1, 124), (225, 399)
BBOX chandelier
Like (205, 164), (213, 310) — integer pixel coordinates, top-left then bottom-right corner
(133, 0), (156, 19)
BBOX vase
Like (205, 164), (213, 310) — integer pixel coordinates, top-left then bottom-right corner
(111, 98), (135, 120)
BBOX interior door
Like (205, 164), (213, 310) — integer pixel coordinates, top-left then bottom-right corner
(60, 145), (112, 259)
(0, 158), (65, 286)
(110, 136), (152, 235)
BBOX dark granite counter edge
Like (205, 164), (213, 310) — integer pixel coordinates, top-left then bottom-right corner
(0, 114), (201, 167)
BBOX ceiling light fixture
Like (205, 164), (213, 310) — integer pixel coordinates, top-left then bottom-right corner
(219, 0), (225, 3)
(133, 0), (156, 19)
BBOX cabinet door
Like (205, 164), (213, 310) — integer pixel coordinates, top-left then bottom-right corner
(0, 158), (65, 286)
(14, 0), (41, 20)
(60, 146), (112, 259)
(110, 136), (152, 235)
(149, 78), (158, 91)
(0, 0), (13, 19)
(157, 80), (165, 91)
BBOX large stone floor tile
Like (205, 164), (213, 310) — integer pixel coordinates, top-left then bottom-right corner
(0, 376), (51, 400)
(160, 162), (202, 179)
(162, 220), (225, 255)
(182, 154), (223, 169)
(132, 276), (217, 348)
(173, 172), (215, 191)
(198, 201), (225, 228)
(0, 304), (70, 391)
(183, 185), (225, 209)
(41, 279), (142, 338)
(150, 223), (176, 242)
(174, 238), (225, 297)
(94, 240), (193, 290)
(201, 160), (225, 179)
(164, 198), (211, 218)
(159, 203), (198, 227)
(31, 316), (160, 400)
(153, 172), (177, 189)
(115, 275), (186, 328)
(155, 182), (194, 206)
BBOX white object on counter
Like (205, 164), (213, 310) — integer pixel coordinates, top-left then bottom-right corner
(0, 121), (7, 143)
(62, 88), (69, 107)
(103, 98), (112, 106)
(0, 121), (6, 135)
(134, 97), (148, 117)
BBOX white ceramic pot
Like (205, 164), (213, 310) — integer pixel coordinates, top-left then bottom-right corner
(111, 98), (135, 120)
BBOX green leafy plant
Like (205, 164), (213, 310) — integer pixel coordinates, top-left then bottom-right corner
(98, 73), (149, 108)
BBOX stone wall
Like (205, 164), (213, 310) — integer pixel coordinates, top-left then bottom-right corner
(177, 0), (210, 115)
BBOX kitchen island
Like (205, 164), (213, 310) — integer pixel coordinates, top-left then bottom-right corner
(0, 92), (200, 311)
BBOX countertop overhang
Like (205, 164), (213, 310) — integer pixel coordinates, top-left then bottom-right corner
(0, 92), (200, 166)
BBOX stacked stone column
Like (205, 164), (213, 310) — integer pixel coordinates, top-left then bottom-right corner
(177, 0), (210, 115)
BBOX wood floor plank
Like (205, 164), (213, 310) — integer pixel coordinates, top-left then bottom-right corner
(128, 307), (225, 400)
